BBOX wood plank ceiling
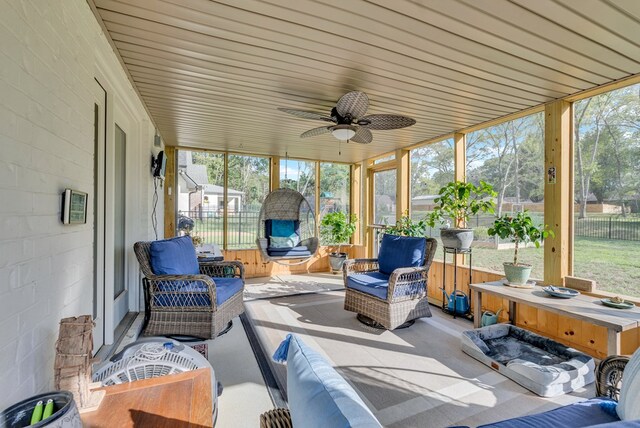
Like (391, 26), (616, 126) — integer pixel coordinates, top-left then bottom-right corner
(92, 0), (640, 163)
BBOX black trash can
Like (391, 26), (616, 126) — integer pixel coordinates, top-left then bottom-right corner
(0, 391), (81, 428)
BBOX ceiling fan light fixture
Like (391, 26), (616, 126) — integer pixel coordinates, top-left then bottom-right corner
(331, 125), (356, 141)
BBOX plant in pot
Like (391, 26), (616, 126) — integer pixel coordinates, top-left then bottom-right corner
(385, 210), (428, 237)
(320, 211), (358, 273)
(426, 180), (497, 250)
(487, 211), (554, 285)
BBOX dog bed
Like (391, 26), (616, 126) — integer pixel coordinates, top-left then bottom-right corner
(461, 324), (595, 397)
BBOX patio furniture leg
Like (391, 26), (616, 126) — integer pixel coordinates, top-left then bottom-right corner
(607, 329), (621, 356)
(473, 289), (482, 328)
(509, 300), (517, 325)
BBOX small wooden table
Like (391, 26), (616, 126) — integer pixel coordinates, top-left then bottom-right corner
(470, 281), (640, 355)
(81, 368), (213, 428)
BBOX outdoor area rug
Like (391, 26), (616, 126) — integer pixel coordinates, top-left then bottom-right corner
(244, 272), (344, 300)
(244, 290), (594, 428)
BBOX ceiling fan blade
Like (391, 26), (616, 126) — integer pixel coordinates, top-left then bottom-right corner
(358, 114), (416, 130)
(336, 91), (369, 119)
(300, 126), (332, 138)
(350, 127), (373, 144)
(278, 108), (334, 122)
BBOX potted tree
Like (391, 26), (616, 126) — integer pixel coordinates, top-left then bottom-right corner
(488, 211), (553, 285)
(320, 211), (358, 273)
(426, 181), (497, 250)
(385, 210), (428, 237)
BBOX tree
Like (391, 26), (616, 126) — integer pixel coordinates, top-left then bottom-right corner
(192, 152), (224, 186)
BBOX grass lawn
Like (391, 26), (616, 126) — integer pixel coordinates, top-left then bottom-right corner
(471, 237), (640, 297)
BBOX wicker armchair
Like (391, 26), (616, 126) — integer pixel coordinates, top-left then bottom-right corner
(343, 236), (437, 330)
(134, 240), (245, 339)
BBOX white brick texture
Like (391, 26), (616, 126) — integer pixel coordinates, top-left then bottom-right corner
(0, 0), (159, 408)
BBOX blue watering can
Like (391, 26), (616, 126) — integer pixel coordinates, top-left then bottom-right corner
(440, 288), (470, 315)
(481, 309), (504, 327)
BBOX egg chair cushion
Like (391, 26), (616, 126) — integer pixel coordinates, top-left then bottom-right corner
(270, 234), (301, 248)
(265, 220), (301, 246)
(267, 246), (312, 257)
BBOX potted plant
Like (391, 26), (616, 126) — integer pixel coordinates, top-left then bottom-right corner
(385, 210), (428, 237)
(426, 181), (497, 250)
(487, 211), (553, 285)
(320, 211), (358, 273)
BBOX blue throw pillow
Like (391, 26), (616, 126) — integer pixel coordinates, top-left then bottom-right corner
(378, 234), (426, 275)
(272, 334), (382, 428)
(149, 235), (200, 275)
(271, 219), (295, 237)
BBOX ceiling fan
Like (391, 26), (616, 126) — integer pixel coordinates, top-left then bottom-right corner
(278, 91), (416, 144)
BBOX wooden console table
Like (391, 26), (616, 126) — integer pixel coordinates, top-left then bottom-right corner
(81, 368), (213, 428)
(470, 281), (640, 355)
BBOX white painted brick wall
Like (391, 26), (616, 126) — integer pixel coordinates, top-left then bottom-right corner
(0, 0), (160, 408)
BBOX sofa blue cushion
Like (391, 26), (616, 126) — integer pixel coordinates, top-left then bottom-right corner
(346, 272), (390, 300)
(272, 334), (382, 428)
(477, 398), (619, 427)
(150, 236), (200, 275)
(154, 277), (243, 307)
(377, 234), (426, 275)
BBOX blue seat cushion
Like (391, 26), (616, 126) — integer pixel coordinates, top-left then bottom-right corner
(153, 277), (243, 307)
(149, 235), (199, 275)
(272, 334), (382, 428)
(477, 398), (619, 428)
(267, 246), (311, 257)
(378, 234), (426, 275)
(346, 272), (390, 300)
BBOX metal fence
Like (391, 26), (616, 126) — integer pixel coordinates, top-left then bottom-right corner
(412, 212), (640, 243)
(182, 209), (640, 251)
(180, 210), (260, 249)
(574, 216), (640, 241)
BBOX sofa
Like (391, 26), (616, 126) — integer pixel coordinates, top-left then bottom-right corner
(260, 335), (640, 428)
(262, 334), (382, 428)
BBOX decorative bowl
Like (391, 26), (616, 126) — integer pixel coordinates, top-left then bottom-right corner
(542, 286), (580, 299)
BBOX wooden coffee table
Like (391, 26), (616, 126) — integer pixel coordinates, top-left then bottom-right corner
(81, 368), (213, 427)
(470, 281), (640, 355)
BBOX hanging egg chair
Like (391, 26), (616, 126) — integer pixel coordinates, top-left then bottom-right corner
(256, 188), (319, 265)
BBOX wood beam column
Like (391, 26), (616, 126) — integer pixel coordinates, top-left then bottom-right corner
(454, 132), (466, 229)
(396, 149), (410, 219)
(270, 155), (280, 191)
(351, 163), (362, 246)
(222, 154), (228, 250)
(163, 146), (176, 238)
(452, 133), (467, 264)
(544, 100), (571, 285)
(315, 161), (321, 236)
(364, 159), (374, 257)
(453, 132), (466, 184)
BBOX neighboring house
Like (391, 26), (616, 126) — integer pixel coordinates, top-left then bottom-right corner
(177, 152), (244, 216)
